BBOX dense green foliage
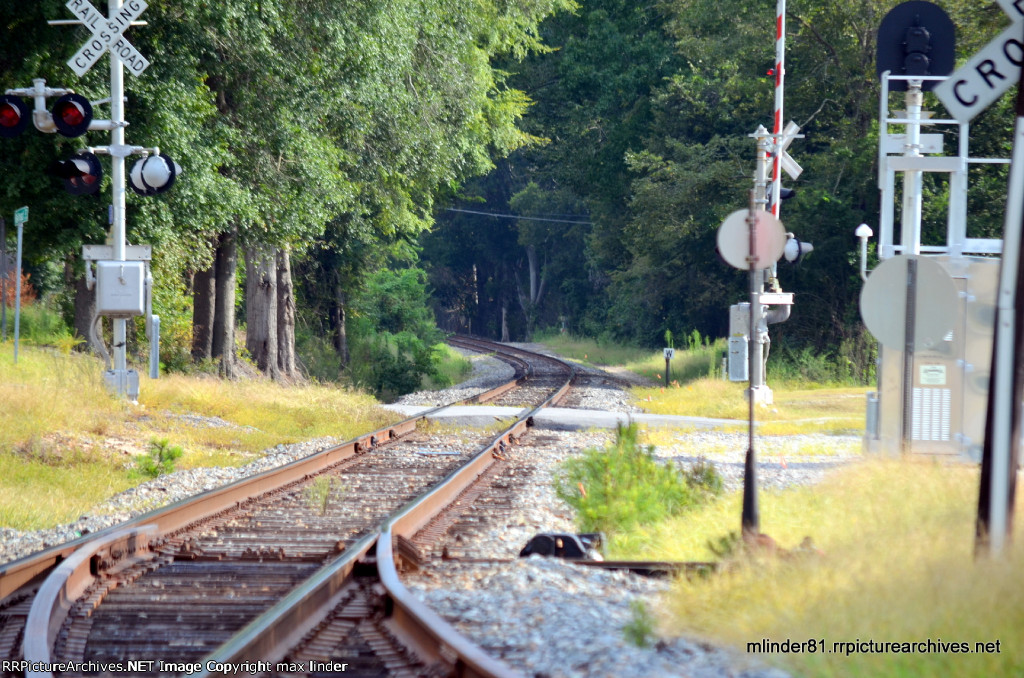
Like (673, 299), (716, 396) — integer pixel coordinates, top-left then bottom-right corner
(554, 424), (723, 535)
(422, 0), (1015, 380)
(11, 301), (79, 350)
(347, 268), (447, 399)
(1, 1), (1017, 390)
(0, 0), (573, 392)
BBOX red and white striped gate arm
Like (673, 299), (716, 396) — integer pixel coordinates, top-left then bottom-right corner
(771, 0), (786, 219)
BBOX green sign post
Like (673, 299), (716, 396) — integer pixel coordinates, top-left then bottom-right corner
(13, 206), (25, 363)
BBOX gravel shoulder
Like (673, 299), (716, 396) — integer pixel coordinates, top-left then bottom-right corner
(1, 342), (858, 678)
(401, 420), (809, 678)
(393, 343), (859, 678)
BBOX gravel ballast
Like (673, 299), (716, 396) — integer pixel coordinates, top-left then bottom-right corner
(0, 437), (346, 565)
(1, 345), (861, 678)
(399, 426), (855, 678)
(410, 558), (790, 678)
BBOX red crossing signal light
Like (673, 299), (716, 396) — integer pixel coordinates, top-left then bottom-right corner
(51, 93), (93, 137)
(47, 152), (103, 195)
(0, 95), (30, 138)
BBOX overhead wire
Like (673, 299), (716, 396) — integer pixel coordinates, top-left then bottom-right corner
(443, 207), (592, 225)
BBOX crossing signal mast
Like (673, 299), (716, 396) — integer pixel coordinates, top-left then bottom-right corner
(1, 0), (179, 399)
(713, 0), (814, 539)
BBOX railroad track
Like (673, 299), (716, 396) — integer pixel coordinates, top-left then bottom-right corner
(445, 336), (574, 410)
(0, 337), (575, 678)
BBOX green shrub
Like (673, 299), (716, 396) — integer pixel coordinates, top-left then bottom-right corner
(346, 268), (447, 399)
(553, 423), (723, 535)
(135, 438), (183, 478)
(294, 321), (343, 383)
(14, 302), (75, 347)
(766, 345), (867, 385)
(424, 343), (472, 389)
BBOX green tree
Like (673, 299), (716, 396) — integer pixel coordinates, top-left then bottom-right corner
(347, 267), (444, 399)
(424, 0), (681, 339)
(1, 0), (574, 388)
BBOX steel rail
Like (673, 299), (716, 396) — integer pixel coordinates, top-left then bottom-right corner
(447, 335), (573, 409)
(10, 338), (574, 676)
(22, 526), (156, 678)
(369, 353), (574, 676)
(195, 340), (575, 677)
(191, 531), (379, 675)
(0, 418), (412, 601)
(12, 420), (420, 678)
(193, 421), (530, 678)
(0, 342), (532, 603)
(446, 335), (533, 404)
(4, 378), (524, 670)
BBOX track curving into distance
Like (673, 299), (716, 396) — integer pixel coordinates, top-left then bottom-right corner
(1, 338), (576, 678)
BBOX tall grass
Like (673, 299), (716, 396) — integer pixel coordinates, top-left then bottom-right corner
(140, 372), (394, 443)
(639, 460), (1024, 678)
(537, 330), (726, 384)
(0, 452), (137, 530)
(423, 343), (473, 388)
(537, 331), (870, 387)
(538, 332), (868, 434)
(0, 345), (400, 530)
(534, 330), (655, 367)
(0, 343), (123, 447)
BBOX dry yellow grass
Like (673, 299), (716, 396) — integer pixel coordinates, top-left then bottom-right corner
(637, 459), (1024, 678)
(632, 377), (868, 435)
(140, 372), (394, 446)
(0, 345), (399, 530)
(0, 346), (129, 444)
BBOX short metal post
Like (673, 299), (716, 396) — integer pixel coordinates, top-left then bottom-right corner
(14, 221), (22, 363)
(900, 258), (919, 453)
(109, 0), (129, 395)
(902, 82), (924, 255)
(149, 315), (160, 379)
(1, 217), (6, 341)
(978, 41), (1024, 557)
(742, 189), (760, 535)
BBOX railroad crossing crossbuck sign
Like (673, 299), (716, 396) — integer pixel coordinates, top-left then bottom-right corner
(935, 0), (1024, 122)
(65, 0), (150, 77)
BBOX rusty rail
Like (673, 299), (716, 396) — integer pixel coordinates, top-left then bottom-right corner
(194, 338), (574, 677)
(192, 531), (379, 673)
(23, 526), (156, 678)
(8, 337), (576, 677)
(0, 420), (416, 601)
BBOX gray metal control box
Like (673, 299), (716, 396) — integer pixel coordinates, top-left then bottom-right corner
(867, 256), (998, 459)
(728, 303), (750, 381)
(96, 261), (145, 317)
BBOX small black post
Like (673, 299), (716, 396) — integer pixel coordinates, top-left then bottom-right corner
(1, 216), (6, 341)
(742, 190), (760, 535)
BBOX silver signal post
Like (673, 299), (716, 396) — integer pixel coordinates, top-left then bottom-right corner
(52, 0), (155, 399)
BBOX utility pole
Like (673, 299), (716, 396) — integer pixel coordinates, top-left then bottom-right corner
(743, 187), (762, 535)
(977, 40), (1024, 557)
